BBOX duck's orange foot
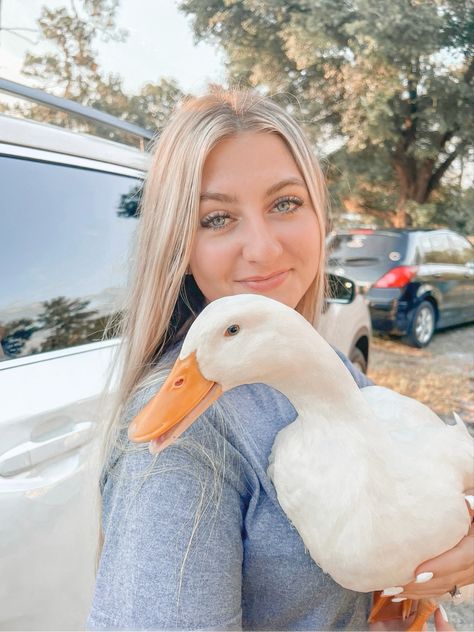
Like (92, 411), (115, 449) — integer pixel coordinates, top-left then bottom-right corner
(406, 599), (437, 631)
(368, 591), (414, 623)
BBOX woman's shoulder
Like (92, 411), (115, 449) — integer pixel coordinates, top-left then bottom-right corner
(102, 342), (372, 496)
(331, 346), (374, 389)
(103, 373), (253, 500)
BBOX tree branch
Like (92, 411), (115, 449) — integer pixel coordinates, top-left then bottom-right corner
(463, 55), (474, 85)
(427, 142), (466, 196)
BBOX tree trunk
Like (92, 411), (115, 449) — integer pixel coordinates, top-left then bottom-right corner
(394, 195), (411, 227)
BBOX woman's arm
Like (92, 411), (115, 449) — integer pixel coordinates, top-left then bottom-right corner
(88, 422), (244, 631)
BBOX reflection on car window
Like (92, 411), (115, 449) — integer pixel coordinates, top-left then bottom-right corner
(327, 233), (406, 265)
(422, 234), (454, 264)
(0, 156), (142, 361)
(448, 234), (474, 265)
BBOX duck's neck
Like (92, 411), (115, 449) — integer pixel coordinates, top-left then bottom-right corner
(264, 332), (375, 429)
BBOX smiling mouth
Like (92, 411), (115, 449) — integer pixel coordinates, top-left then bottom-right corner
(238, 270), (289, 282)
(236, 270), (290, 290)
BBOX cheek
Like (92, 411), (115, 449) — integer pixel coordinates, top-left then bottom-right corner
(189, 234), (235, 298)
(285, 212), (321, 271)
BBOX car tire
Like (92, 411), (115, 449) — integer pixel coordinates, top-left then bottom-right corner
(406, 301), (435, 348)
(349, 347), (368, 374)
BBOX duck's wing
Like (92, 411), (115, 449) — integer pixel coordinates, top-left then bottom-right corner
(360, 385), (445, 443)
(361, 385), (474, 490)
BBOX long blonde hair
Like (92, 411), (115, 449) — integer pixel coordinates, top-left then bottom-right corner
(102, 88), (327, 467)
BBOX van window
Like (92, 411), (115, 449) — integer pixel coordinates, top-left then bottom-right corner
(0, 155), (141, 361)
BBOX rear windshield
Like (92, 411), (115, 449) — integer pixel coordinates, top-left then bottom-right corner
(327, 232), (407, 265)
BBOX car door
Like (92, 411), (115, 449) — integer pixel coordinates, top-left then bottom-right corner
(0, 147), (142, 630)
(418, 233), (461, 328)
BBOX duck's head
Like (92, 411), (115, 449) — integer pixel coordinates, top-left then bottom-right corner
(128, 294), (314, 451)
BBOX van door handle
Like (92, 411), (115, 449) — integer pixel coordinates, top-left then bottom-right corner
(0, 421), (94, 477)
(433, 273), (442, 278)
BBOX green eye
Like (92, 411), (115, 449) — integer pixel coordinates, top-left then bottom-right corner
(276, 199), (292, 212)
(273, 196), (302, 214)
(225, 324), (240, 336)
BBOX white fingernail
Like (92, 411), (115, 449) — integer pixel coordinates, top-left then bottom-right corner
(415, 571), (434, 583)
(392, 597), (407, 602)
(465, 495), (474, 510)
(382, 586), (404, 596)
(438, 605), (448, 623)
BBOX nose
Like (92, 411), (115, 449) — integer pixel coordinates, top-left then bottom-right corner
(241, 216), (283, 264)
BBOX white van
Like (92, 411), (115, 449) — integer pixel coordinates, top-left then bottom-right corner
(0, 80), (371, 630)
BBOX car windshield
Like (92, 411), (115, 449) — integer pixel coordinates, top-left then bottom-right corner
(327, 232), (407, 266)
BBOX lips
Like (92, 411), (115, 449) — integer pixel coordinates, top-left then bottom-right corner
(236, 270), (290, 291)
(239, 270), (288, 282)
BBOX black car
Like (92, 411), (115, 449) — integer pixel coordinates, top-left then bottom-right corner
(327, 228), (474, 347)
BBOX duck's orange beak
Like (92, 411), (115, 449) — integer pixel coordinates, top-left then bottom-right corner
(127, 351), (222, 451)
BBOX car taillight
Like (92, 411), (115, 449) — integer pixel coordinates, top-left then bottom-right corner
(373, 266), (417, 288)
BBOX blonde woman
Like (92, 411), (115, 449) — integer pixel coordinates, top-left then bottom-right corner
(88, 90), (468, 630)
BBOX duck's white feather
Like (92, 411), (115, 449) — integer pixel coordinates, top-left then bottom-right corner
(269, 402), (472, 591)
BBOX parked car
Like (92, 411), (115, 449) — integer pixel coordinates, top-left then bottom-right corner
(321, 274), (371, 373)
(327, 228), (474, 347)
(0, 79), (370, 630)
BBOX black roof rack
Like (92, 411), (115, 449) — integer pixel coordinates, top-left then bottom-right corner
(0, 77), (154, 148)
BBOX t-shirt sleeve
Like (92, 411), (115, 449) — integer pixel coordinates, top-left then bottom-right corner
(87, 404), (244, 630)
(333, 347), (375, 389)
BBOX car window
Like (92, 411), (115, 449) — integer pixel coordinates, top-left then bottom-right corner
(327, 232), (407, 264)
(421, 234), (455, 264)
(0, 155), (142, 361)
(448, 234), (474, 264)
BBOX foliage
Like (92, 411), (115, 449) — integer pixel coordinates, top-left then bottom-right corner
(428, 184), (474, 233)
(35, 297), (99, 353)
(15, 1), (184, 142)
(0, 318), (38, 357)
(180, 0), (474, 228)
(118, 182), (142, 218)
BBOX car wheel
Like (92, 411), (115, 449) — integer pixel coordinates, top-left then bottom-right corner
(407, 301), (435, 348)
(349, 347), (368, 374)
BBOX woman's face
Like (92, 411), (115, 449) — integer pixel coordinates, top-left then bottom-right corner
(189, 131), (321, 309)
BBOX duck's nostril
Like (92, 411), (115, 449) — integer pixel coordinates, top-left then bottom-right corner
(174, 378), (185, 388)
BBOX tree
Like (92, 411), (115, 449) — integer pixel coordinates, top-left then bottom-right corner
(17, 1), (184, 140)
(180, 0), (474, 226)
(0, 319), (38, 358)
(118, 182), (142, 218)
(36, 296), (99, 353)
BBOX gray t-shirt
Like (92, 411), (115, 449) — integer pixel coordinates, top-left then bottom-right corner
(88, 349), (373, 631)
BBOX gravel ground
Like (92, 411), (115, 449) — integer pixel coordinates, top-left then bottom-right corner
(367, 323), (474, 630)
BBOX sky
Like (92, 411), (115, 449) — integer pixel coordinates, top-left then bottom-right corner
(0, 0), (226, 94)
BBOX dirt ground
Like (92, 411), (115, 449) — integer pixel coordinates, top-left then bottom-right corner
(367, 324), (474, 630)
(368, 323), (474, 431)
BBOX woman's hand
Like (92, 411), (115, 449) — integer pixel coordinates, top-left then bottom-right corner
(400, 498), (474, 601)
(372, 498), (473, 631)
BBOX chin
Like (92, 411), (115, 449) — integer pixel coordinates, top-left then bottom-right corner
(259, 289), (300, 309)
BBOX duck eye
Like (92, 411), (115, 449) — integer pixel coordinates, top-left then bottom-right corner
(225, 324), (240, 336)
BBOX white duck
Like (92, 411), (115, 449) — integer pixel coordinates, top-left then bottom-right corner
(128, 294), (474, 629)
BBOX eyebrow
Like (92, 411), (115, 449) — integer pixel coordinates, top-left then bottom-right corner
(200, 177), (307, 203)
